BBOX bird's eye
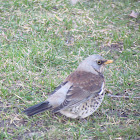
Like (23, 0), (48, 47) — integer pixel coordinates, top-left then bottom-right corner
(97, 60), (102, 65)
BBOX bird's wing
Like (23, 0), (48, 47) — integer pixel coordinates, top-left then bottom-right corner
(53, 71), (104, 112)
(49, 81), (68, 96)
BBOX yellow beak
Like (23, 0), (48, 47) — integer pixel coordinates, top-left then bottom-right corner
(104, 60), (113, 64)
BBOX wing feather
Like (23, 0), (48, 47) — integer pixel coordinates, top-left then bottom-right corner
(53, 71), (104, 112)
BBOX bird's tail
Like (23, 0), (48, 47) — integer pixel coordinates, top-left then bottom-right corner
(23, 101), (52, 116)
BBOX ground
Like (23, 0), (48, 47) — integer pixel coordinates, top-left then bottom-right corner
(0, 0), (140, 139)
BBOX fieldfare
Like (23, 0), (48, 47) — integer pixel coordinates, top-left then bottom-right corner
(23, 54), (113, 118)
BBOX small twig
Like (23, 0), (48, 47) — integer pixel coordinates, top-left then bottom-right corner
(107, 94), (140, 99)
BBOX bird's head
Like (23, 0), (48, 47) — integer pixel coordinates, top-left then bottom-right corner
(77, 54), (113, 74)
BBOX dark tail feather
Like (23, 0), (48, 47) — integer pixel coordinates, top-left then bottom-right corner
(23, 101), (52, 116)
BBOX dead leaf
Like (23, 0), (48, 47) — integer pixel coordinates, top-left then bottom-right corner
(129, 11), (139, 18)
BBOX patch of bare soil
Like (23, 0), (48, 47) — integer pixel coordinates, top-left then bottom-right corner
(100, 42), (124, 54)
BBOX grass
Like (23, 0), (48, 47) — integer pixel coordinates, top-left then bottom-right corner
(0, 0), (140, 139)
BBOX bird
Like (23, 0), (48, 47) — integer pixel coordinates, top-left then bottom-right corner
(23, 54), (113, 119)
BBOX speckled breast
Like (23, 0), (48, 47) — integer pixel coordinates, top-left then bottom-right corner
(68, 92), (105, 118)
